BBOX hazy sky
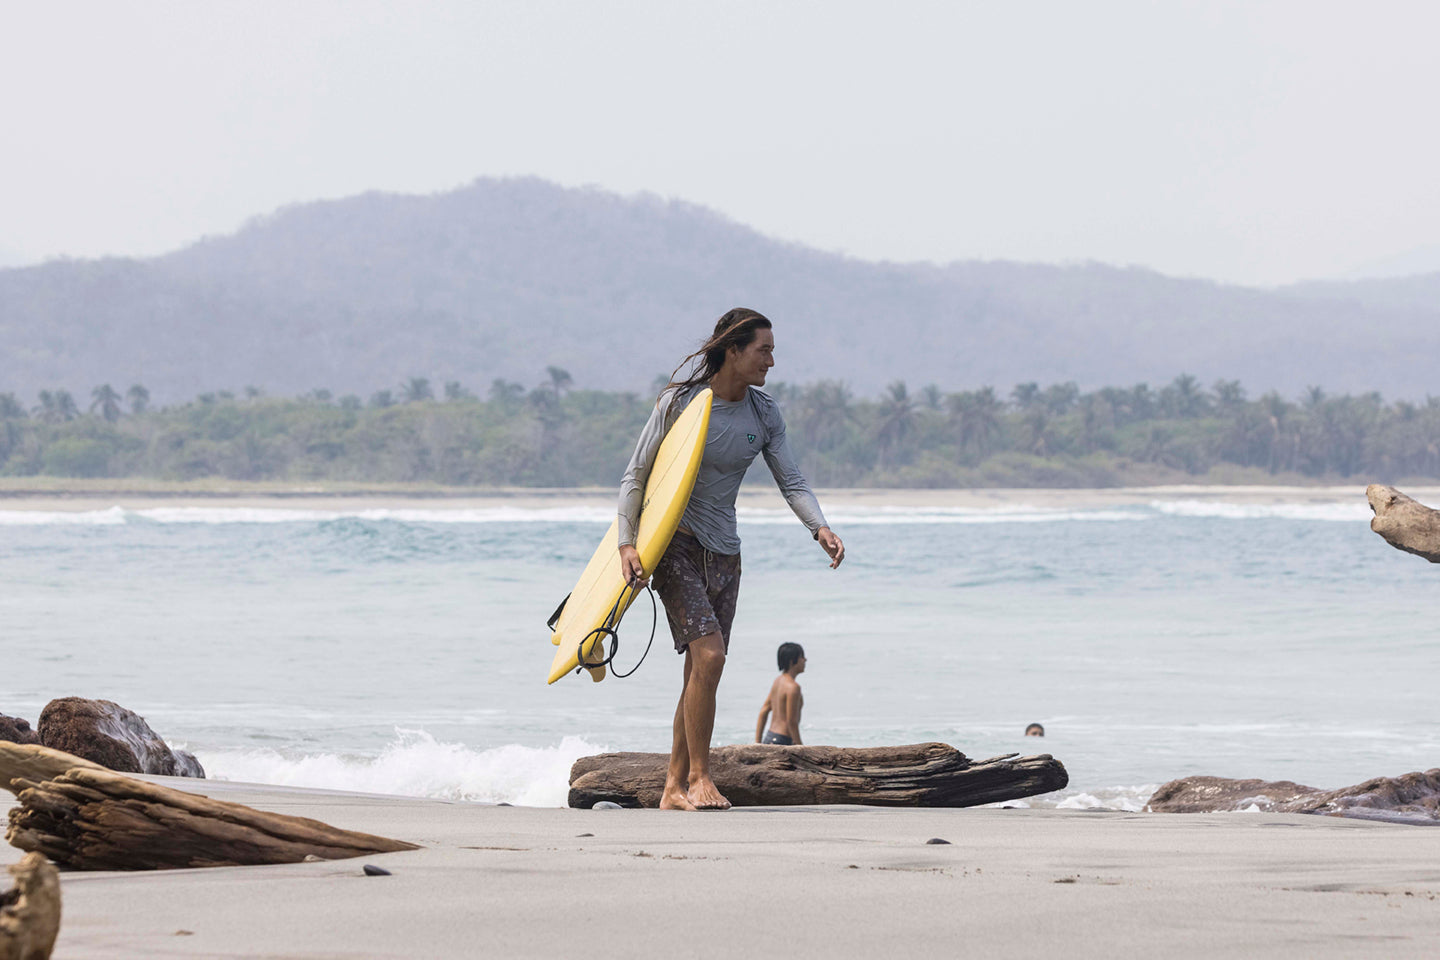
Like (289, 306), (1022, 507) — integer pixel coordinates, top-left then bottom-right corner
(3, 1), (1437, 285)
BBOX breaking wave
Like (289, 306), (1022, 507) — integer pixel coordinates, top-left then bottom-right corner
(196, 730), (608, 807)
(0, 498), (1373, 527)
(1147, 499), (1370, 522)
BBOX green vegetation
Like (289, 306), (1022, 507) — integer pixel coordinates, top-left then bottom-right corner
(2, 373), (1438, 488)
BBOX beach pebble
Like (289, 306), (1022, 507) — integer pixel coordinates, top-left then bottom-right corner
(592, 801), (624, 810)
(576, 833), (595, 837)
(303, 854), (325, 862)
(925, 837), (951, 845)
(362, 864), (392, 876)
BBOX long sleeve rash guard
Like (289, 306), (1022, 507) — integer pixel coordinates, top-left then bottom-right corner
(617, 384), (828, 555)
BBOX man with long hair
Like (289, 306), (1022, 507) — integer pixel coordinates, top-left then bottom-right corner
(618, 308), (844, 809)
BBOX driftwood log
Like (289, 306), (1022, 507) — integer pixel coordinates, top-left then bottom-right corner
(1146, 768), (1440, 824)
(0, 853), (60, 960)
(568, 743), (1067, 808)
(1, 743), (417, 870)
(1368, 484), (1440, 563)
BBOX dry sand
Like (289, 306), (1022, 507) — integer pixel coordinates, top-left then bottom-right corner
(5, 778), (1439, 959)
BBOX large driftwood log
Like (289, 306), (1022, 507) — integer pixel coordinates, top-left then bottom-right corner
(1, 743), (418, 870)
(569, 743), (1067, 808)
(1368, 484), (1440, 563)
(1146, 768), (1440, 823)
(1, 853), (60, 960)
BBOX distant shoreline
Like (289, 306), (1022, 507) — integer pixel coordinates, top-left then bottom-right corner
(0, 479), (1431, 513)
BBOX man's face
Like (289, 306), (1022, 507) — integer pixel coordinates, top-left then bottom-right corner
(795, 655), (806, 674)
(728, 329), (775, 386)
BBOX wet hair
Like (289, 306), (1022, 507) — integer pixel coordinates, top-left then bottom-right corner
(662, 308), (772, 416)
(777, 642), (805, 672)
(1024, 723), (1045, 737)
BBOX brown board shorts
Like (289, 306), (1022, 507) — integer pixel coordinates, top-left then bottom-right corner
(651, 531), (741, 653)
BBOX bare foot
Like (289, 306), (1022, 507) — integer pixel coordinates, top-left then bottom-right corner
(659, 781), (696, 810)
(687, 775), (731, 810)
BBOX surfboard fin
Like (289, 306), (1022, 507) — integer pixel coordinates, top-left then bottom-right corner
(581, 636), (607, 683)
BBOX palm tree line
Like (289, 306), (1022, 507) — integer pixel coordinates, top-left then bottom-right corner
(1, 371), (1438, 486)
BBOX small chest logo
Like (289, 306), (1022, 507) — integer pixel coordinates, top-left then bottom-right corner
(746, 433), (756, 444)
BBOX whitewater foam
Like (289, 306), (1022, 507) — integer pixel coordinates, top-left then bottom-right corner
(1148, 499), (1370, 522)
(1048, 784), (1159, 812)
(740, 506), (1149, 525)
(0, 506), (129, 526)
(0, 505), (620, 526)
(0, 499), (1373, 527)
(196, 730), (607, 807)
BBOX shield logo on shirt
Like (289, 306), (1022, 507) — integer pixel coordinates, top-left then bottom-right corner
(747, 433), (756, 443)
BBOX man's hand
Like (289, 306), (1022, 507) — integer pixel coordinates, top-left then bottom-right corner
(619, 543), (648, 587)
(817, 527), (844, 569)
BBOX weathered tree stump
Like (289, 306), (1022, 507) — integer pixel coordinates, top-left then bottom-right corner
(1368, 484), (1440, 563)
(1, 743), (418, 870)
(568, 742), (1067, 808)
(1, 853), (60, 960)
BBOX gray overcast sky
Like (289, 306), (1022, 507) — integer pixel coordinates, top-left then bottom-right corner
(3, 0), (1437, 285)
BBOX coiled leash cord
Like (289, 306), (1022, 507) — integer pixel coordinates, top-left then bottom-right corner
(575, 579), (659, 680)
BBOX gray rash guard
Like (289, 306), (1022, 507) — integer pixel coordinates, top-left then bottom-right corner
(618, 384), (828, 556)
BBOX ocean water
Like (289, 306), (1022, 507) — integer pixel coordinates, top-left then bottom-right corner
(2, 496), (1436, 810)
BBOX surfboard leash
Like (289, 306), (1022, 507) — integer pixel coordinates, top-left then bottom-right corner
(576, 580), (660, 680)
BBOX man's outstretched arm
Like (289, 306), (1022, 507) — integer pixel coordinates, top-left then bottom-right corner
(761, 410), (844, 569)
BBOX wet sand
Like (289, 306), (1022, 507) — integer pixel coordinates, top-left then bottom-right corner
(4, 778), (1439, 959)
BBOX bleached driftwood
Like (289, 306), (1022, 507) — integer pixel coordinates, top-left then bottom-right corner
(569, 742), (1067, 808)
(0, 852), (60, 960)
(1, 743), (417, 871)
(1368, 484), (1440, 563)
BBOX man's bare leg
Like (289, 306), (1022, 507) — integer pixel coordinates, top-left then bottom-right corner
(659, 655), (695, 810)
(682, 632), (730, 809)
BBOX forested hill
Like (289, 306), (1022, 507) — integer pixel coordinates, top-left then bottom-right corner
(2, 177), (1438, 403)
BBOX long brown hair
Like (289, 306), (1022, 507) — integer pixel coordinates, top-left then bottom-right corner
(662, 307), (772, 416)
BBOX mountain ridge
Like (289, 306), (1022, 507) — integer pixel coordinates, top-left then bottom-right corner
(3, 177), (1437, 403)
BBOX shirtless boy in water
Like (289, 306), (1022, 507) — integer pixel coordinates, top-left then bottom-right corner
(755, 642), (806, 745)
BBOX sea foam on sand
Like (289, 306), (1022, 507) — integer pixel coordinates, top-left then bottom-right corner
(196, 730), (608, 807)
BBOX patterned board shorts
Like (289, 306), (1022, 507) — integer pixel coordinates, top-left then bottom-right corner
(651, 531), (741, 653)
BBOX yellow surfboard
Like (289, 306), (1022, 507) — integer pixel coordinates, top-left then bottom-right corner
(546, 388), (713, 684)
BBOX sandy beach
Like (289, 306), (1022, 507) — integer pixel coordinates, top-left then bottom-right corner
(5, 777), (1439, 959)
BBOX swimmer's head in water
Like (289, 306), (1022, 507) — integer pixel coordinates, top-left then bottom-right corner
(777, 642), (805, 673)
(1024, 723), (1045, 737)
